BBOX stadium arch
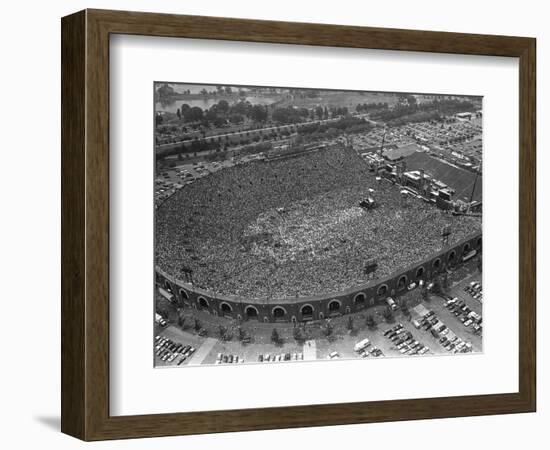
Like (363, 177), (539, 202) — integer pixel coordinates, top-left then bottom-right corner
(300, 304), (314, 320)
(220, 302), (233, 316)
(397, 275), (408, 292)
(197, 296), (209, 310)
(328, 299), (341, 313)
(377, 284), (389, 297)
(354, 292), (366, 309)
(272, 306), (287, 321)
(448, 250), (457, 266)
(245, 305), (259, 319)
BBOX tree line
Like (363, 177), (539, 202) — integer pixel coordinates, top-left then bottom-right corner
(370, 98), (477, 127)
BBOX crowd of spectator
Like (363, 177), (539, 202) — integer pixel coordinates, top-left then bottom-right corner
(155, 145), (481, 300)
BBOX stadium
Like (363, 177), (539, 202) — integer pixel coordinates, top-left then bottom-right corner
(155, 144), (482, 323)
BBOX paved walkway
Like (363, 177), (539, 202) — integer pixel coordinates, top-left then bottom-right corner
(303, 340), (317, 361)
(187, 337), (218, 366)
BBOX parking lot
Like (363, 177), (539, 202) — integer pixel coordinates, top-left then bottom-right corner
(155, 294), (481, 367)
(154, 254), (482, 367)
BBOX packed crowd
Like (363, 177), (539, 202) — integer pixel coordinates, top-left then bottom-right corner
(155, 145), (481, 300)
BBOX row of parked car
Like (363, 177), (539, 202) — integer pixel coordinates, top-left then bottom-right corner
(464, 281), (483, 303)
(352, 338), (385, 358)
(438, 334), (473, 354)
(258, 352), (304, 363)
(216, 353), (245, 364)
(415, 310), (473, 354)
(413, 310), (449, 337)
(444, 297), (483, 335)
(383, 323), (430, 356)
(155, 335), (195, 365)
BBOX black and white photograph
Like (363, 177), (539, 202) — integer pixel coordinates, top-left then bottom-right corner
(1, 0), (544, 446)
(153, 83), (483, 367)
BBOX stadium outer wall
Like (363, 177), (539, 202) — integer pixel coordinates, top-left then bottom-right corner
(156, 232), (482, 323)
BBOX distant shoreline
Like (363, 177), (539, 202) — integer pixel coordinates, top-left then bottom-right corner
(157, 92), (282, 104)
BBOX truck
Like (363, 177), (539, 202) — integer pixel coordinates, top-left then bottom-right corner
(354, 338), (371, 352)
(386, 297), (398, 311)
(155, 313), (167, 327)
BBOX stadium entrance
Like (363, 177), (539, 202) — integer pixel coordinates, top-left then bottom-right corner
(272, 306), (287, 322)
(328, 300), (341, 317)
(300, 304), (314, 321)
(245, 306), (259, 320)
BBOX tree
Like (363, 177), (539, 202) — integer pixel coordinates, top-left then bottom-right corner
(432, 278), (442, 295)
(155, 113), (163, 127)
(383, 306), (394, 323)
(293, 326), (304, 342)
(182, 106), (202, 123)
(156, 83), (175, 99)
(442, 273), (449, 291)
(212, 100), (228, 115)
(401, 302), (411, 318)
(205, 107), (219, 123)
(323, 319), (334, 338)
(271, 328), (281, 344)
(272, 106), (303, 124)
(212, 117), (226, 127)
(421, 285), (429, 302)
(406, 95), (417, 105)
(315, 106), (324, 119)
(193, 317), (202, 331)
(347, 316), (354, 331)
(218, 325), (232, 341)
(229, 114), (244, 124)
(250, 104), (268, 122)
(365, 314), (376, 329)
(177, 309), (186, 328)
(237, 326), (246, 341)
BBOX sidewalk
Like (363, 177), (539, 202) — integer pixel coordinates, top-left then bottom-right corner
(303, 340), (317, 361)
(187, 337), (218, 366)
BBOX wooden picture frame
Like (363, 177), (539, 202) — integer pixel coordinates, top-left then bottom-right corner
(61, 9), (536, 441)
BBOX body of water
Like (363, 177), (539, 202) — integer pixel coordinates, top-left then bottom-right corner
(156, 96), (277, 114)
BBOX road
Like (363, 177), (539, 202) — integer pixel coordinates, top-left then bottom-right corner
(187, 337), (218, 366)
(156, 113), (374, 152)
